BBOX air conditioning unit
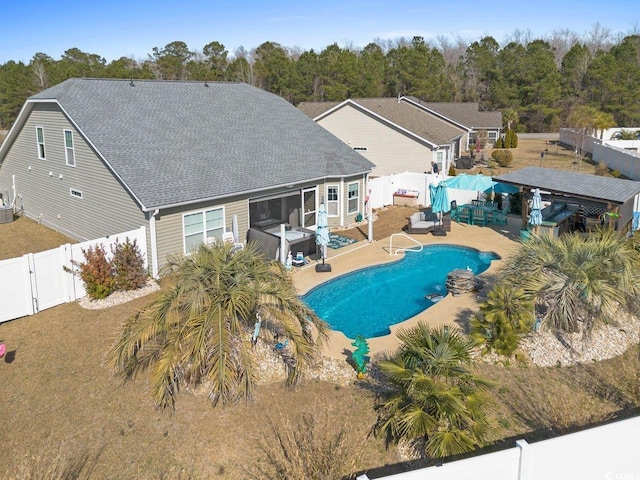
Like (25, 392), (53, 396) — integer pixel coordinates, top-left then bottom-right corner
(0, 206), (13, 224)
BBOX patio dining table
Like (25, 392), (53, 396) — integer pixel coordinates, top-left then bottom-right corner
(459, 204), (498, 226)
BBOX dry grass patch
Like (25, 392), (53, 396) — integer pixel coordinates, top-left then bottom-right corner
(475, 348), (640, 444)
(0, 216), (74, 260)
(0, 295), (400, 479)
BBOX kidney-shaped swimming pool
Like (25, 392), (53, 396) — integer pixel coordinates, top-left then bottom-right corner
(301, 244), (498, 339)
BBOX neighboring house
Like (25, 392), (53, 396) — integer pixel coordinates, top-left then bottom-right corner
(0, 78), (374, 276)
(297, 97), (466, 177)
(405, 98), (503, 149)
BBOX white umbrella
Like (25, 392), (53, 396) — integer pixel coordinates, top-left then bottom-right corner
(315, 203), (331, 272)
(528, 188), (543, 230)
(232, 214), (239, 243)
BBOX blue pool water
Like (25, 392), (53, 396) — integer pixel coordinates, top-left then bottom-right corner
(301, 245), (498, 339)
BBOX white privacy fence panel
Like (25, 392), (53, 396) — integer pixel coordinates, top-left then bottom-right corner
(31, 246), (71, 311)
(0, 226), (146, 324)
(374, 416), (640, 480)
(0, 256), (34, 322)
(369, 172), (484, 209)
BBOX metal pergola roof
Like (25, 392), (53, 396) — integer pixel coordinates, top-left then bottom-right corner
(493, 167), (640, 205)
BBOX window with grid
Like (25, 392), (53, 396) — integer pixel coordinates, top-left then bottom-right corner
(64, 129), (75, 166)
(183, 208), (224, 253)
(36, 127), (46, 160)
(347, 182), (359, 214)
(327, 185), (339, 216)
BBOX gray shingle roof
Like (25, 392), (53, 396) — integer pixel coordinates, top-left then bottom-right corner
(298, 98), (465, 146)
(419, 102), (502, 129)
(494, 167), (640, 204)
(30, 79), (374, 210)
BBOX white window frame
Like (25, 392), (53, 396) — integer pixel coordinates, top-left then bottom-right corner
(182, 206), (225, 254)
(36, 126), (46, 160)
(488, 131), (498, 142)
(326, 185), (339, 217)
(347, 182), (359, 215)
(64, 129), (75, 166)
(69, 188), (83, 199)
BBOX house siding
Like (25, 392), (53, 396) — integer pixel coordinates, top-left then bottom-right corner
(0, 103), (148, 242)
(317, 175), (365, 227)
(317, 105), (435, 177)
(153, 176), (366, 269)
(154, 196), (249, 268)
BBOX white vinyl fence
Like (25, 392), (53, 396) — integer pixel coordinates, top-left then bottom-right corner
(368, 172), (481, 209)
(367, 416), (640, 480)
(0, 226), (147, 323)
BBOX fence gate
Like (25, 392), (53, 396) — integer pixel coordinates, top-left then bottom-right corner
(0, 226), (146, 323)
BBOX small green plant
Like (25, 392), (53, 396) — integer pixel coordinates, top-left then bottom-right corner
(503, 129), (518, 148)
(111, 237), (147, 291)
(73, 244), (115, 300)
(448, 164), (456, 176)
(470, 284), (534, 356)
(491, 149), (514, 167)
(494, 136), (504, 148)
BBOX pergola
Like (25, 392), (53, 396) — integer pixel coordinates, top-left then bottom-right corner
(493, 166), (640, 232)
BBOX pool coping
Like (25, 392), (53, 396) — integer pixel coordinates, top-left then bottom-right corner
(291, 216), (521, 360)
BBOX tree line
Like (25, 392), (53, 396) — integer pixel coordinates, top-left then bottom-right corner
(1, 27), (639, 133)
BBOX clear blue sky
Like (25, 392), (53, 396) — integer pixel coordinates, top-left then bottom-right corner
(1, 0), (638, 64)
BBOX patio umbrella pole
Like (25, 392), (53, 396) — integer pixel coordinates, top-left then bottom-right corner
(316, 203), (332, 272)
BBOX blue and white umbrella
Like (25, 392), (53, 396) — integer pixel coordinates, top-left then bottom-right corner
(528, 188), (543, 229)
(316, 203), (330, 265)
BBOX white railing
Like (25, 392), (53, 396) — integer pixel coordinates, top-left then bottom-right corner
(389, 233), (423, 255)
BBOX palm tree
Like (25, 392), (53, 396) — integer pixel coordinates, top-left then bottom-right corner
(106, 241), (329, 409)
(470, 283), (534, 356)
(500, 228), (640, 334)
(375, 322), (494, 459)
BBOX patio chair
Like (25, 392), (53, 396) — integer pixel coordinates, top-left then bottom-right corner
(222, 232), (244, 252)
(490, 209), (507, 225)
(456, 206), (472, 224)
(450, 200), (460, 221)
(473, 207), (488, 226)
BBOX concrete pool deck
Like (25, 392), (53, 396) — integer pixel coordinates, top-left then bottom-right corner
(293, 214), (524, 359)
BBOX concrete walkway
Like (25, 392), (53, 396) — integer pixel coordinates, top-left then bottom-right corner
(293, 215), (524, 359)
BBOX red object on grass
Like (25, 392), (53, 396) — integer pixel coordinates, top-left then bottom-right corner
(0, 344), (5, 357)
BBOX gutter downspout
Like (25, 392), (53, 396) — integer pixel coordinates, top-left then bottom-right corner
(149, 209), (159, 278)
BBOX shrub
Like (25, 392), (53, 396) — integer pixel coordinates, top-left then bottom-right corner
(611, 169), (621, 178)
(491, 149), (514, 167)
(595, 161), (608, 176)
(111, 237), (147, 291)
(448, 164), (456, 176)
(249, 408), (366, 479)
(503, 129), (519, 148)
(495, 136), (504, 148)
(470, 284), (534, 356)
(74, 244), (115, 300)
